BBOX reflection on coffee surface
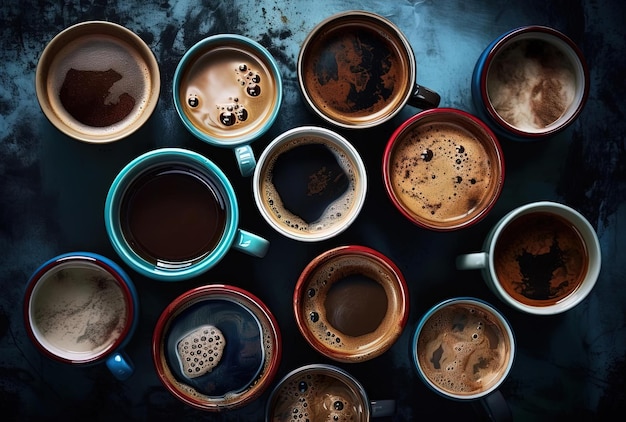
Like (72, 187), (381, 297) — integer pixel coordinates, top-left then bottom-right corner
(164, 298), (267, 397)
(259, 136), (359, 237)
(269, 372), (363, 422)
(303, 24), (407, 122)
(494, 212), (588, 306)
(120, 165), (227, 267)
(487, 39), (577, 130)
(416, 302), (511, 396)
(180, 46), (277, 138)
(389, 121), (496, 224)
(49, 35), (151, 129)
(32, 265), (128, 356)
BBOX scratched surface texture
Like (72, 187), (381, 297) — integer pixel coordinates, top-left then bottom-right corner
(1, 0), (624, 421)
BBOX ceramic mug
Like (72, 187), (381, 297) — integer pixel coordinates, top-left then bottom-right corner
(152, 284), (282, 411)
(298, 10), (440, 129)
(173, 34), (283, 176)
(105, 147), (269, 281)
(23, 252), (139, 380)
(456, 201), (601, 315)
(472, 25), (590, 141)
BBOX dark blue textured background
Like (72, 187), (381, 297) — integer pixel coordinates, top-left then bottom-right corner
(1, 0), (624, 420)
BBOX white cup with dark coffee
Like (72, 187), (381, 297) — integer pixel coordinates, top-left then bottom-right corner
(456, 201), (601, 315)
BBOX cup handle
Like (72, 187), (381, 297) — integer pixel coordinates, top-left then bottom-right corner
(232, 229), (270, 258)
(407, 83), (441, 110)
(473, 390), (512, 422)
(370, 399), (396, 418)
(105, 351), (134, 381)
(235, 145), (256, 177)
(456, 252), (488, 270)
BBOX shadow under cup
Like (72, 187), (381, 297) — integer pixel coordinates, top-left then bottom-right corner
(152, 285), (281, 411)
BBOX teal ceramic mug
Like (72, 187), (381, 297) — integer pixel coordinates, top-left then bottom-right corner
(104, 148), (269, 281)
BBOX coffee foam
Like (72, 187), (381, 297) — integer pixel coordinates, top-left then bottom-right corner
(176, 325), (225, 378)
(269, 373), (362, 422)
(487, 39), (577, 131)
(259, 136), (359, 238)
(47, 34), (152, 133)
(31, 264), (128, 358)
(389, 121), (496, 225)
(416, 303), (511, 396)
(299, 255), (400, 359)
(180, 47), (277, 140)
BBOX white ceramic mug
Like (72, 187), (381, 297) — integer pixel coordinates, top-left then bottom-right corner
(456, 201), (601, 315)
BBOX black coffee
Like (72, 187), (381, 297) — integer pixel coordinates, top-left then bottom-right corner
(120, 165), (227, 266)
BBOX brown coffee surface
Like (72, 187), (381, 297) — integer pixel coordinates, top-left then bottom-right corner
(269, 372), (364, 422)
(494, 212), (588, 306)
(487, 39), (577, 131)
(416, 302), (511, 396)
(180, 46), (277, 139)
(303, 24), (408, 124)
(120, 165), (227, 265)
(389, 121), (497, 226)
(299, 254), (401, 360)
(32, 265), (128, 357)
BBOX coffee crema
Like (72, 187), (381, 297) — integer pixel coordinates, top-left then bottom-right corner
(258, 136), (360, 238)
(494, 212), (588, 306)
(120, 165), (227, 267)
(31, 264), (128, 358)
(389, 121), (498, 226)
(416, 302), (511, 396)
(487, 38), (577, 131)
(302, 23), (409, 125)
(179, 46), (278, 140)
(268, 372), (363, 422)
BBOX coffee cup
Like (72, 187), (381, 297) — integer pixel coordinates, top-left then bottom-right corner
(23, 252), (139, 381)
(456, 201), (601, 315)
(35, 21), (160, 143)
(173, 34), (283, 176)
(104, 147), (269, 281)
(294, 245), (409, 362)
(265, 364), (396, 421)
(411, 297), (515, 420)
(252, 126), (367, 242)
(383, 108), (505, 231)
(297, 10), (440, 129)
(471, 25), (590, 141)
(152, 284), (281, 411)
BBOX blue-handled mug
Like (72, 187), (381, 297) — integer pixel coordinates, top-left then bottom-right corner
(23, 252), (139, 381)
(173, 34), (283, 176)
(105, 148), (269, 281)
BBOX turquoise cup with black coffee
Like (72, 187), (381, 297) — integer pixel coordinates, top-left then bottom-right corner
(104, 148), (269, 281)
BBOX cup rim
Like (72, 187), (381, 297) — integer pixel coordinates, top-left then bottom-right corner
(252, 125), (368, 242)
(382, 107), (505, 231)
(23, 252), (138, 365)
(172, 33), (283, 147)
(293, 245), (409, 362)
(411, 297), (516, 400)
(479, 25), (590, 139)
(486, 201), (601, 315)
(104, 147), (239, 281)
(297, 10), (417, 129)
(35, 20), (161, 143)
(265, 363), (371, 421)
(152, 284), (282, 411)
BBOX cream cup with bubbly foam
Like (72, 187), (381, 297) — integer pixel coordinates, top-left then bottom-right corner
(36, 21), (160, 143)
(472, 25), (589, 141)
(24, 252), (139, 380)
(253, 126), (367, 242)
(383, 108), (505, 231)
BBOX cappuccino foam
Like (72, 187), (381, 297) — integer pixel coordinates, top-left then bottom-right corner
(487, 39), (577, 131)
(32, 265), (128, 357)
(389, 121), (496, 225)
(416, 302), (511, 396)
